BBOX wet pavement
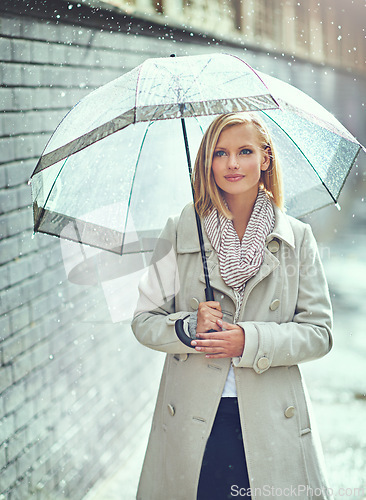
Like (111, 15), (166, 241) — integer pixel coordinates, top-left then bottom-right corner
(83, 214), (366, 500)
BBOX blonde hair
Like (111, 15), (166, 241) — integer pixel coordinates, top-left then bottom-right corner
(193, 112), (284, 219)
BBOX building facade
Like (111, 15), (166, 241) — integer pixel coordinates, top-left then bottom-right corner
(96, 0), (365, 75)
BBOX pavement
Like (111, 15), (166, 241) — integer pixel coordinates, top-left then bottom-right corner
(83, 219), (366, 500)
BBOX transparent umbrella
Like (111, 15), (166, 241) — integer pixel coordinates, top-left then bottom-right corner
(30, 53), (364, 256)
(30, 52), (365, 331)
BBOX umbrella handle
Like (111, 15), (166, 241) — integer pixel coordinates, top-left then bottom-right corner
(175, 286), (217, 347)
(174, 319), (193, 348)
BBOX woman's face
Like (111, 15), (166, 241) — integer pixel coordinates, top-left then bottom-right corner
(211, 123), (269, 201)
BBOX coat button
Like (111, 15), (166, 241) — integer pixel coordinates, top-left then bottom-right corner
(269, 299), (280, 311)
(190, 297), (200, 310)
(284, 406), (296, 418)
(180, 354), (188, 361)
(167, 404), (175, 416)
(257, 357), (270, 370)
(268, 239), (280, 253)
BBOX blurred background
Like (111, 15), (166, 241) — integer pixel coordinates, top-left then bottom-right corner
(0, 0), (365, 498)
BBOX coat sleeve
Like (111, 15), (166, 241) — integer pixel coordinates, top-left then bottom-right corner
(131, 216), (197, 354)
(233, 224), (333, 374)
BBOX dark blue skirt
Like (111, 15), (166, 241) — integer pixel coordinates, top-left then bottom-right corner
(197, 397), (251, 500)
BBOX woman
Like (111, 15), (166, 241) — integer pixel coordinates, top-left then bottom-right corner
(132, 112), (333, 500)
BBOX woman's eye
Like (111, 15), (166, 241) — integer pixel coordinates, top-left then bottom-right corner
(214, 150), (226, 157)
(240, 148), (252, 155)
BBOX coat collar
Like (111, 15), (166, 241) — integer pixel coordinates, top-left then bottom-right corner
(176, 202), (295, 254)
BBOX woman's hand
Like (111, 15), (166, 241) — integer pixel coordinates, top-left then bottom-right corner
(196, 301), (223, 333)
(191, 319), (245, 358)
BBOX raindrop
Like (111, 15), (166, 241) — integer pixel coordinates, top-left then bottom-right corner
(68, 4), (73, 9)
(49, 354), (54, 360)
(337, 35), (342, 40)
(335, 203), (341, 211)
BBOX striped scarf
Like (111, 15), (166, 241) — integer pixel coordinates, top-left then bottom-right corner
(204, 189), (275, 292)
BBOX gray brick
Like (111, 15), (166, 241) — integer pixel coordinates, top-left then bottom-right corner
(65, 46), (93, 67)
(13, 135), (34, 161)
(18, 231), (38, 258)
(6, 209), (33, 236)
(21, 18), (41, 40)
(0, 442), (6, 471)
(12, 87), (34, 111)
(11, 39), (32, 64)
(2, 110), (59, 137)
(22, 64), (42, 87)
(0, 312), (11, 340)
(0, 136), (15, 164)
(17, 274), (41, 305)
(6, 159), (34, 188)
(0, 415), (14, 447)
(8, 473), (31, 499)
(29, 251), (48, 275)
(0, 167), (6, 189)
(9, 304), (30, 335)
(13, 400), (35, 432)
(0, 88), (14, 112)
(0, 18), (22, 38)
(29, 40), (51, 65)
(0, 188), (18, 213)
(0, 236), (20, 265)
(0, 215), (8, 238)
(3, 112), (32, 137)
(32, 134), (48, 158)
(2, 63), (23, 86)
(24, 369), (43, 402)
(16, 185), (32, 210)
(0, 459), (16, 492)
(11, 347), (33, 383)
(7, 427), (27, 462)
(23, 322), (46, 354)
(1, 334), (24, 365)
(48, 42), (67, 66)
(16, 445), (36, 479)
(0, 365), (12, 394)
(0, 37), (11, 62)
(30, 341), (49, 372)
(37, 23), (62, 44)
(3, 379), (27, 417)
(0, 283), (23, 316)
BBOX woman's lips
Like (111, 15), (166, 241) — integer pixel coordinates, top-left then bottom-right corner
(224, 175), (244, 182)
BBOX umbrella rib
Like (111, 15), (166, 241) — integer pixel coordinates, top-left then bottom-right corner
(119, 122), (151, 255)
(34, 157), (69, 233)
(149, 57), (213, 104)
(260, 110), (339, 205)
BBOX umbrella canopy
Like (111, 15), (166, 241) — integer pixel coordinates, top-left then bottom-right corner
(30, 53), (364, 256)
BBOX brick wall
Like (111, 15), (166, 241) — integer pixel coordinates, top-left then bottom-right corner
(0, 4), (181, 499)
(0, 1), (365, 499)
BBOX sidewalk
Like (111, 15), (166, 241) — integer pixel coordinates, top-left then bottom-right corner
(84, 226), (366, 500)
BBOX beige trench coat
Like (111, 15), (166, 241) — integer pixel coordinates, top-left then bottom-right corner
(132, 202), (333, 500)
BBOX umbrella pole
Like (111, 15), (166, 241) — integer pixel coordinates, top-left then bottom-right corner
(180, 117), (214, 302)
(174, 117), (214, 348)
